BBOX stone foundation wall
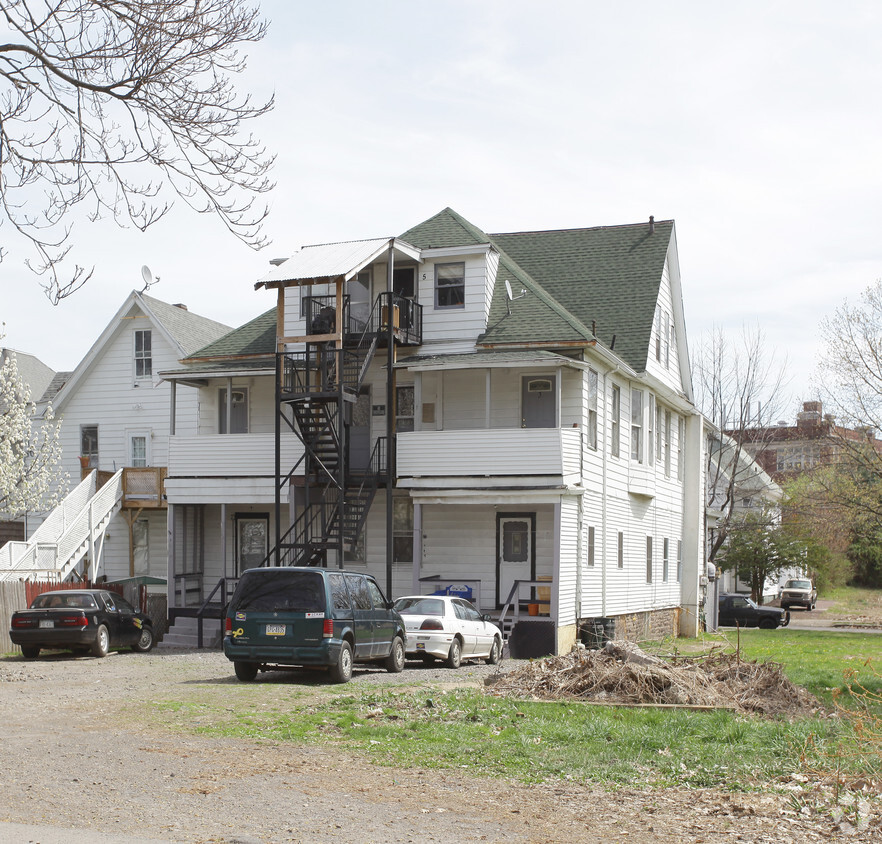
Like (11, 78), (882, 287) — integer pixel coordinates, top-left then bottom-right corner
(578, 606), (681, 646)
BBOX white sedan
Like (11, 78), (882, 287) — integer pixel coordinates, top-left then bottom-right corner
(392, 595), (502, 668)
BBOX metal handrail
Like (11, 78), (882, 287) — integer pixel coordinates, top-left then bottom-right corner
(195, 576), (237, 648)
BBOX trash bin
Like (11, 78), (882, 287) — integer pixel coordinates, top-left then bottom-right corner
(580, 620), (605, 649)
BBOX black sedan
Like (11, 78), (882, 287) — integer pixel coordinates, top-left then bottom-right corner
(9, 589), (155, 658)
(718, 593), (790, 630)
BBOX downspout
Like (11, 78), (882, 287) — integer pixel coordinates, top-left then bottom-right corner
(385, 242), (395, 597)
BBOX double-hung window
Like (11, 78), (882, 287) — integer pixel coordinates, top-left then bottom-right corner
(646, 536), (653, 583)
(631, 389), (643, 463)
(617, 531), (624, 568)
(677, 416), (685, 480)
(611, 385), (621, 458)
(134, 330), (152, 379)
(663, 538), (669, 582)
(587, 369), (598, 450)
(647, 394), (655, 464)
(434, 262), (465, 309)
(664, 410), (672, 477)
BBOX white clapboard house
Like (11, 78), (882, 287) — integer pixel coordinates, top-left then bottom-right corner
(0, 292), (231, 591)
(159, 208), (707, 653)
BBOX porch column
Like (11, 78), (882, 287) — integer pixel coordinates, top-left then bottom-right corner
(169, 380), (177, 436)
(412, 501), (422, 595)
(167, 503), (175, 609)
(221, 503), (227, 580)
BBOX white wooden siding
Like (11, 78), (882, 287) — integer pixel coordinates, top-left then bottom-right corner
(168, 432), (302, 477)
(418, 256), (491, 352)
(398, 429), (581, 480)
(557, 497), (579, 626)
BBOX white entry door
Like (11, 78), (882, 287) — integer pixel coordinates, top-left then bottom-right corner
(497, 516), (533, 608)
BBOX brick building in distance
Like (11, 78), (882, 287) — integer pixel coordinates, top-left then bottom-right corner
(727, 401), (881, 482)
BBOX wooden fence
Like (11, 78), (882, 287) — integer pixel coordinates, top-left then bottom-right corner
(1, 580), (168, 654)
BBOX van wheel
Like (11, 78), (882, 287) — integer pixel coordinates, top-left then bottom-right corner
(329, 641), (353, 683)
(385, 637), (405, 673)
(486, 637), (501, 665)
(234, 661), (258, 681)
(445, 638), (462, 669)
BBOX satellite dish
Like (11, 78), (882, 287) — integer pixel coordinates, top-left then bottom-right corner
(139, 265), (159, 293)
(503, 279), (526, 315)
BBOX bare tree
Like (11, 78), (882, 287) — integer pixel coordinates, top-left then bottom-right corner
(0, 0), (274, 303)
(695, 325), (789, 562)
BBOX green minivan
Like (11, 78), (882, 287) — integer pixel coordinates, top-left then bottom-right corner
(223, 567), (407, 683)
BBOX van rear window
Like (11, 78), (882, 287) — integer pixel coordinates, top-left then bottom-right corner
(232, 571), (325, 613)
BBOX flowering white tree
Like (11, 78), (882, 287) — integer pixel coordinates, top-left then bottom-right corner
(0, 351), (67, 519)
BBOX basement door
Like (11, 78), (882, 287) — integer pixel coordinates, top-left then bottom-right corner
(496, 514), (535, 608)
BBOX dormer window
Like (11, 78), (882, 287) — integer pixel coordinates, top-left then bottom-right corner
(434, 262), (465, 309)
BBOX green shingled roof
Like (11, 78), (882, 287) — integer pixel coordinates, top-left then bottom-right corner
(399, 209), (673, 373)
(184, 308), (277, 360)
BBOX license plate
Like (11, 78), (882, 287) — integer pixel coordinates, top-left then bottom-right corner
(39, 620), (54, 629)
(265, 624), (286, 636)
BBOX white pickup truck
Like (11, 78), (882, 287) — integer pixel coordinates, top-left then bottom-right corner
(779, 579), (817, 611)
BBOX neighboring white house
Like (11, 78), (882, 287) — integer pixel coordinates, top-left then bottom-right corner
(704, 428), (787, 624)
(21, 292), (232, 583)
(160, 208), (708, 653)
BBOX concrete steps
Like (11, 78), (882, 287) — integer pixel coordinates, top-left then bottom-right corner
(158, 615), (223, 649)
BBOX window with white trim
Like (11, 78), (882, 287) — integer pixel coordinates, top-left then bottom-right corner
(611, 385), (621, 458)
(646, 536), (653, 583)
(663, 538), (669, 582)
(664, 410), (672, 477)
(647, 394), (655, 464)
(631, 389), (643, 463)
(134, 330), (152, 379)
(677, 415), (685, 480)
(434, 262), (465, 309)
(587, 369), (598, 450)
(617, 531), (624, 568)
(677, 540), (682, 582)
(587, 526), (595, 566)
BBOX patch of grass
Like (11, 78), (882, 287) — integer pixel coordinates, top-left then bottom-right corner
(825, 586), (882, 622)
(151, 686), (855, 792)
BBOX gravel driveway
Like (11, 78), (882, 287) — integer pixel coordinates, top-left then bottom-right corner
(0, 647), (876, 843)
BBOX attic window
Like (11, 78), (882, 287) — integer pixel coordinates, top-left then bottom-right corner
(134, 330), (152, 379)
(527, 379), (553, 393)
(434, 262), (465, 309)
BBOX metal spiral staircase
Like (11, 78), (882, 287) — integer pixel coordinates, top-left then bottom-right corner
(268, 291), (421, 568)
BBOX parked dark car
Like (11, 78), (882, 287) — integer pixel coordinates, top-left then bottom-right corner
(718, 593), (790, 630)
(9, 589), (155, 658)
(223, 567), (407, 683)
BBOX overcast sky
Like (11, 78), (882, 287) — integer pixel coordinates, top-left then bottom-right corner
(2, 0), (880, 416)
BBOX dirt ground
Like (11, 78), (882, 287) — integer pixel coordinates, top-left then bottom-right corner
(1, 648), (880, 843)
